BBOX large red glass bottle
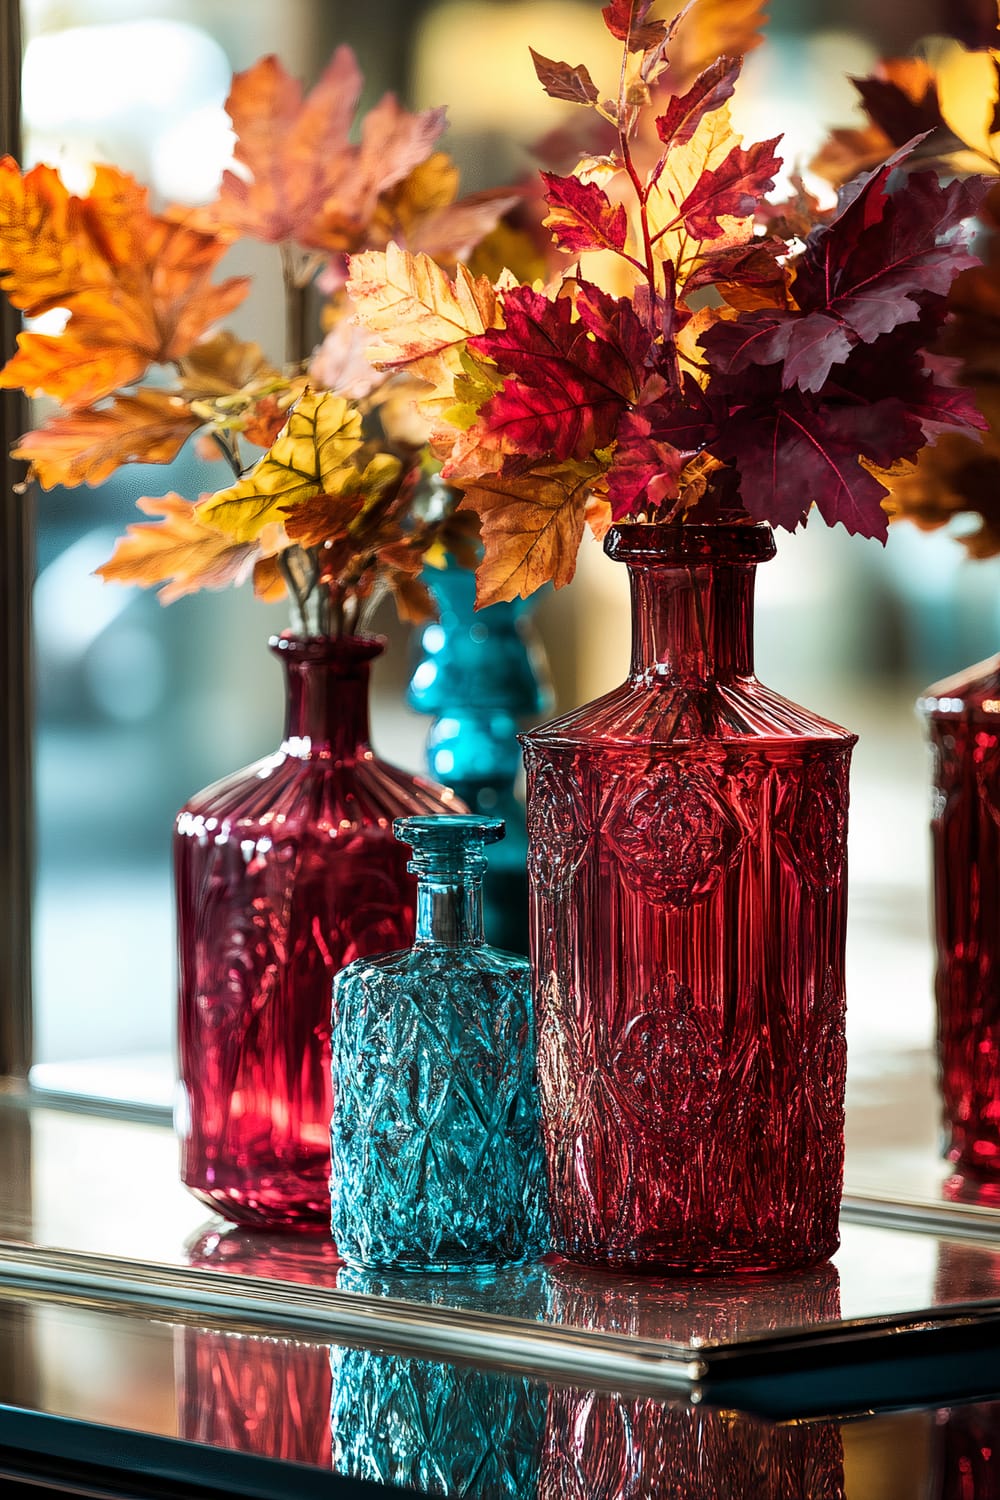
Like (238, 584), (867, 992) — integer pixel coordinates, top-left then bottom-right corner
(175, 633), (460, 1228)
(522, 522), (855, 1272)
(921, 657), (1000, 1176)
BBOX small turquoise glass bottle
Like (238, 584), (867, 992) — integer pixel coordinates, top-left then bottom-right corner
(330, 815), (547, 1271)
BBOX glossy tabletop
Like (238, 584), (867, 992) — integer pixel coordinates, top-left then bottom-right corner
(2, 1092), (1000, 1419)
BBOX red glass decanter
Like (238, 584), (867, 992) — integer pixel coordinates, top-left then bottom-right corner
(175, 633), (461, 1228)
(522, 522), (856, 1273)
(921, 658), (1000, 1177)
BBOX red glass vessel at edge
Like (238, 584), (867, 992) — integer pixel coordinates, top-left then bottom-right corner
(521, 523), (856, 1273)
(175, 634), (460, 1228)
(921, 657), (1000, 1177)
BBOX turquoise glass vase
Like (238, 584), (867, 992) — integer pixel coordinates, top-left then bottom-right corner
(408, 559), (553, 953)
(330, 815), (547, 1270)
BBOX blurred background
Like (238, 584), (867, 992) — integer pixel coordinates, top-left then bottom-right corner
(20, 0), (1000, 1105)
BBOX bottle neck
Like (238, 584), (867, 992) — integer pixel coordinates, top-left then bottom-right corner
(627, 562), (756, 684)
(415, 878), (485, 947)
(272, 636), (379, 758)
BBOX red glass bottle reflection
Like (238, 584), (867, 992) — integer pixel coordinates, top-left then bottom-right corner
(175, 634), (460, 1228)
(921, 659), (1000, 1176)
(522, 523), (855, 1272)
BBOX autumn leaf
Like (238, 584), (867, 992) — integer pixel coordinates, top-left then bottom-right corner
(540, 170), (629, 255)
(655, 56), (741, 149)
(199, 391), (365, 541)
(670, 0), (769, 85)
(96, 493), (257, 603)
(179, 332), (275, 400)
(458, 461), (598, 604)
(369, 153), (519, 266)
(675, 135), (782, 241)
(13, 390), (200, 489)
(714, 394), (924, 540)
(202, 50), (447, 252)
(0, 160), (249, 407)
(606, 376), (715, 517)
(647, 103), (757, 286)
(465, 282), (650, 469)
(529, 48), (600, 107)
(703, 163), (991, 394)
(601, 0), (667, 52)
(347, 244), (500, 396)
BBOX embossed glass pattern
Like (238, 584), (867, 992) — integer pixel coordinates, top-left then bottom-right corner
(330, 1343), (547, 1497)
(540, 1389), (846, 1500)
(175, 634), (460, 1228)
(522, 523), (855, 1272)
(921, 657), (1000, 1177)
(330, 816), (547, 1270)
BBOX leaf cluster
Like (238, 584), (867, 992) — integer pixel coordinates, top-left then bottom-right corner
(348, 1), (991, 603)
(812, 22), (1000, 557)
(0, 49), (514, 622)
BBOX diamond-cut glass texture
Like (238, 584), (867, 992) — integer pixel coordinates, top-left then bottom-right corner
(522, 524), (855, 1272)
(330, 818), (547, 1270)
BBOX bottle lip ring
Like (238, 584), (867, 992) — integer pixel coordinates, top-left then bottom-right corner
(268, 633), (386, 663)
(394, 814), (506, 848)
(605, 521), (776, 566)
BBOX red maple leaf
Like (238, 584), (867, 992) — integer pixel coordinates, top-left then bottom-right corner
(468, 282), (651, 465)
(655, 57), (742, 149)
(540, 171), (628, 256)
(677, 136), (783, 240)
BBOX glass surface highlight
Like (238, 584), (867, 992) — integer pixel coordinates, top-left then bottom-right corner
(175, 633), (460, 1228)
(522, 523), (856, 1273)
(330, 815), (547, 1270)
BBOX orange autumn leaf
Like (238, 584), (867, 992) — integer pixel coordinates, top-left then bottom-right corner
(0, 160), (249, 408)
(457, 461), (598, 605)
(13, 389), (200, 489)
(201, 50), (446, 252)
(96, 493), (257, 603)
(671, 0), (769, 85)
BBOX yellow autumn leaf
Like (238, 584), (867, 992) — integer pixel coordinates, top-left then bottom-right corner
(347, 243), (501, 398)
(647, 103), (748, 290)
(199, 390), (364, 542)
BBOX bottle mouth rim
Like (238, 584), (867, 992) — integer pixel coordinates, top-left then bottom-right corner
(605, 521), (776, 566)
(395, 814), (506, 849)
(268, 632), (386, 663)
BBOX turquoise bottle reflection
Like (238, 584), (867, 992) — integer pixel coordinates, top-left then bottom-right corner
(408, 559), (553, 954)
(330, 815), (548, 1271)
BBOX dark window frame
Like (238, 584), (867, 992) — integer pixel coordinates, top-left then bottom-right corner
(0, 0), (31, 1084)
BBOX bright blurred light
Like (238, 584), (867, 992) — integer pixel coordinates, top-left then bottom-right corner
(22, 20), (232, 200)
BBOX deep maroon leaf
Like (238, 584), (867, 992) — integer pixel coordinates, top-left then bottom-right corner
(678, 136), (783, 241)
(850, 75), (947, 148)
(655, 57), (741, 149)
(529, 48), (600, 107)
(601, 0), (666, 50)
(702, 311), (855, 393)
(715, 394), (924, 539)
(541, 171), (628, 255)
